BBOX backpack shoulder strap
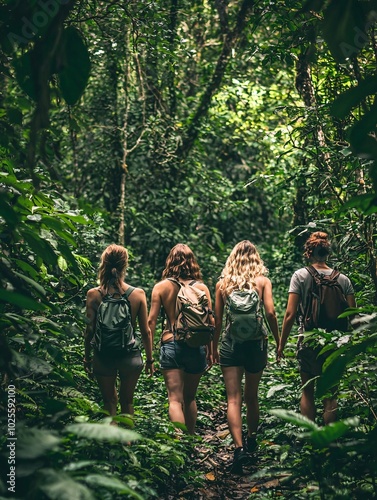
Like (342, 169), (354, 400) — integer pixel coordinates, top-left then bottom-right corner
(123, 286), (135, 299)
(306, 265), (319, 279)
(329, 269), (340, 280)
(167, 277), (182, 288)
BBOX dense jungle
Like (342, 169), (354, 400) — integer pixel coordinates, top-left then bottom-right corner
(1, 0), (377, 498)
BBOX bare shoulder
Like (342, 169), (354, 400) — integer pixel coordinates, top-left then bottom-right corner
(256, 276), (271, 286)
(153, 279), (175, 293)
(86, 287), (101, 307)
(193, 281), (210, 293)
(129, 286), (146, 296)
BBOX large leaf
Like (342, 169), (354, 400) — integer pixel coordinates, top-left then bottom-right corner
(317, 333), (377, 396)
(39, 469), (94, 500)
(84, 475), (144, 499)
(12, 352), (53, 377)
(65, 422), (140, 442)
(19, 227), (58, 266)
(339, 193), (377, 215)
(16, 428), (61, 459)
(12, 270), (46, 296)
(331, 75), (377, 119)
(349, 102), (377, 157)
(322, 0), (367, 63)
(12, 51), (37, 100)
(269, 409), (319, 431)
(310, 417), (359, 448)
(0, 197), (20, 226)
(58, 27), (91, 105)
(0, 289), (47, 311)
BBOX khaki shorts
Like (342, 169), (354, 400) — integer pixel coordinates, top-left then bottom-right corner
(296, 340), (333, 377)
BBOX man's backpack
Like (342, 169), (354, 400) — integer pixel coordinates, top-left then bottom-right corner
(93, 286), (136, 354)
(169, 278), (214, 348)
(225, 289), (265, 343)
(301, 266), (349, 332)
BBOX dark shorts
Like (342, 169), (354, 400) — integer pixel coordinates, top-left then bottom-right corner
(160, 341), (207, 374)
(93, 348), (143, 378)
(296, 340), (333, 377)
(219, 336), (268, 374)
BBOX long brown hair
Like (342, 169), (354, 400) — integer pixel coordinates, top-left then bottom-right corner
(162, 243), (202, 280)
(304, 231), (331, 261)
(219, 240), (267, 296)
(98, 244), (129, 293)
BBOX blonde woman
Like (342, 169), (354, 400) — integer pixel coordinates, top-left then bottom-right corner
(84, 244), (154, 419)
(214, 240), (279, 473)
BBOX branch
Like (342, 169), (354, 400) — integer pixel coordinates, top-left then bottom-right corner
(177, 0), (255, 159)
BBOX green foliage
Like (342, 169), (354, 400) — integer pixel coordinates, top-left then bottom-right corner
(1, 0), (377, 498)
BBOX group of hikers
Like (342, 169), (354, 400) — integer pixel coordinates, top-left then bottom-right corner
(84, 232), (356, 473)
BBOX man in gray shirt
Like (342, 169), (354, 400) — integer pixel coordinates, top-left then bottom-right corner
(277, 232), (356, 424)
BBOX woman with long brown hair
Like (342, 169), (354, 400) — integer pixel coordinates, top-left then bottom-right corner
(214, 240), (279, 473)
(148, 243), (213, 434)
(84, 244), (154, 420)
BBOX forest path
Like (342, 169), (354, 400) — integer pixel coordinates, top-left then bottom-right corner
(163, 402), (288, 499)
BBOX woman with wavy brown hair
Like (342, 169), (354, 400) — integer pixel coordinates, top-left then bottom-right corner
(84, 244), (154, 420)
(148, 243), (213, 434)
(278, 231), (356, 425)
(214, 240), (279, 473)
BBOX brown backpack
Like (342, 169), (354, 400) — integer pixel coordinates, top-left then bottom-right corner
(301, 266), (349, 332)
(168, 278), (214, 348)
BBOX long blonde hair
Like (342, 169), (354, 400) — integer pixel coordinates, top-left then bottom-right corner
(219, 240), (267, 296)
(98, 244), (129, 293)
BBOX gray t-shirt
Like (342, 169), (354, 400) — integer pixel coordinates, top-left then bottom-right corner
(289, 267), (354, 312)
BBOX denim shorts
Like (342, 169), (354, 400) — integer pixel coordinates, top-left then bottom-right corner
(160, 341), (207, 374)
(219, 336), (267, 374)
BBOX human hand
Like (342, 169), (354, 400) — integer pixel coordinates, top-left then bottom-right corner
(145, 359), (155, 376)
(276, 347), (284, 364)
(213, 350), (220, 365)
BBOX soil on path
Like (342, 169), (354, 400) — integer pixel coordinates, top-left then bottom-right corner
(161, 403), (287, 499)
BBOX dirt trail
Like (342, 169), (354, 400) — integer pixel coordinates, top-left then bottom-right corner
(162, 404), (286, 499)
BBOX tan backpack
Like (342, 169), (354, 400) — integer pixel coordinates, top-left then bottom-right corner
(168, 278), (214, 348)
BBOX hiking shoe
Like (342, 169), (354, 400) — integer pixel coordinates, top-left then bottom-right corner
(230, 447), (248, 474)
(246, 435), (257, 453)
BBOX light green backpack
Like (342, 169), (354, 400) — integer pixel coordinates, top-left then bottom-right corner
(225, 289), (265, 342)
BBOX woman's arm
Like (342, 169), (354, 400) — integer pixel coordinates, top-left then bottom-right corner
(214, 283), (224, 363)
(346, 294), (356, 308)
(262, 278), (279, 348)
(148, 284), (162, 341)
(278, 292), (300, 360)
(84, 289), (100, 375)
(136, 289), (154, 375)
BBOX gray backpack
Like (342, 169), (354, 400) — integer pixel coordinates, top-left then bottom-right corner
(225, 289), (265, 342)
(93, 286), (136, 354)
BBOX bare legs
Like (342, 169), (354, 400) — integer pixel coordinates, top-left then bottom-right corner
(300, 371), (337, 424)
(222, 366), (263, 448)
(221, 366), (244, 448)
(244, 370), (263, 437)
(95, 375), (118, 416)
(162, 369), (202, 434)
(95, 365), (142, 417)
